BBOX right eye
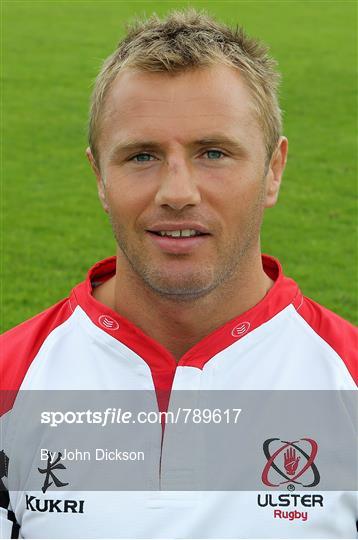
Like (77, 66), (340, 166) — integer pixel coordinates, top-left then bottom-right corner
(131, 153), (156, 162)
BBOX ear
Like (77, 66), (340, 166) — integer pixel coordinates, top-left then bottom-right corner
(86, 147), (109, 213)
(264, 136), (288, 208)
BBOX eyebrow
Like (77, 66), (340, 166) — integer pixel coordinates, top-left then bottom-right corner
(194, 136), (247, 154)
(108, 134), (247, 162)
(108, 141), (162, 163)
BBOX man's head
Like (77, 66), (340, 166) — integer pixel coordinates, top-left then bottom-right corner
(88, 9), (282, 170)
(86, 10), (288, 301)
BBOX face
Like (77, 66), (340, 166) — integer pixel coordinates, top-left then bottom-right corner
(87, 65), (287, 300)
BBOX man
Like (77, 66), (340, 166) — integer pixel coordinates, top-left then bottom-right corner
(1, 9), (357, 539)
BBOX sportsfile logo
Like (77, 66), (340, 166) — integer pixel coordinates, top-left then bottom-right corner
(258, 438), (323, 523)
(26, 451), (85, 514)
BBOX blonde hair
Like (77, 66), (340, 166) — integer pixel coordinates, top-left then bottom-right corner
(88, 8), (282, 166)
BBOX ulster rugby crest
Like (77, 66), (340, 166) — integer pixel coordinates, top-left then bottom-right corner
(262, 438), (320, 488)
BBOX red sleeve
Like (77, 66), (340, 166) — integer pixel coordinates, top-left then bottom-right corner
(298, 296), (358, 385)
(0, 298), (73, 414)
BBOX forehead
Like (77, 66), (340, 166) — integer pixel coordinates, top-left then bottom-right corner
(99, 65), (262, 155)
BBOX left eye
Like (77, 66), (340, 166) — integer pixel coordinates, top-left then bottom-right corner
(204, 150), (225, 160)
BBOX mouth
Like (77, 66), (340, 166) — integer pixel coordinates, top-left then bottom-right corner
(145, 228), (211, 254)
(148, 229), (208, 238)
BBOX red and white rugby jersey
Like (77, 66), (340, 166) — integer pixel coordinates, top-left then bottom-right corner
(0, 255), (357, 539)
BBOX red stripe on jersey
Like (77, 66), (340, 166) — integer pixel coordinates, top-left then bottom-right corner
(0, 299), (73, 414)
(296, 296), (358, 385)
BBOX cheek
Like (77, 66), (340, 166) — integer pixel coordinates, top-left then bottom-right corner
(105, 176), (154, 223)
(204, 174), (264, 223)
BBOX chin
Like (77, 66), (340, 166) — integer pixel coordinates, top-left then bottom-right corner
(142, 272), (217, 301)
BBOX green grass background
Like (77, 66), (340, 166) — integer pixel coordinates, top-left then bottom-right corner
(1, 0), (357, 331)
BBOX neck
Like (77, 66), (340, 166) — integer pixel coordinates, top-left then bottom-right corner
(94, 248), (273, 361)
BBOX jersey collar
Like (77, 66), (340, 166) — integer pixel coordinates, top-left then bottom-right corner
(70, 255), (301, 377)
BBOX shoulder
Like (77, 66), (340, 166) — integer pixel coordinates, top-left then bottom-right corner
(0, 257), (117, 398)
(0, 297), (74, 396)
(294, 295), (357, 385)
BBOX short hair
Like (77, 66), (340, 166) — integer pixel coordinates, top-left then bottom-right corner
(88, 8), (282, 167)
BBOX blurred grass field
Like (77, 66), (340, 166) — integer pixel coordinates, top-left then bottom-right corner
(1, 0), (357, 331)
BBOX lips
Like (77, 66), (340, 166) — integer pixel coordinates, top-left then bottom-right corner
(146, 223), (210, 235)
(146, 230), (210, 254)
(150, 229), (205, 238)
(145, 222), (211, 254)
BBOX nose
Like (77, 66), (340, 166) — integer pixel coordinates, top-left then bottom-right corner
(154, 159), (201, 210)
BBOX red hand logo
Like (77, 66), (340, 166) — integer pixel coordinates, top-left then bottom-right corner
(284, 447), (300, 475)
